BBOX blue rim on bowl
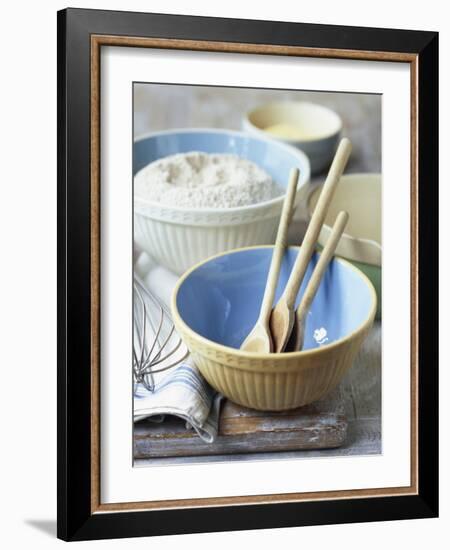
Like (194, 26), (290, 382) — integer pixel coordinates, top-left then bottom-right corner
(172, 245), (377, 362)
(134, 128), (311, 216)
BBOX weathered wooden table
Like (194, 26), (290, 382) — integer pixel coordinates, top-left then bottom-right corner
(133, 86), (381, 465)
(134, 322), (381, 466)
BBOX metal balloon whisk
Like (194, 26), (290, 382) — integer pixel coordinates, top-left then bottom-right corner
(133, 275), (188, 392)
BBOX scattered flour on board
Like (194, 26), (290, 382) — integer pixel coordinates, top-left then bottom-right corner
(134, 152), (283, 209)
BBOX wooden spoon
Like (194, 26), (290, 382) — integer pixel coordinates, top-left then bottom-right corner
(269, 138), (352, 353)
(285, 211), (349, 352)
(240, 168), (299, 353)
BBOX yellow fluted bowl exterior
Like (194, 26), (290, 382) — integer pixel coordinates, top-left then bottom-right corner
(172, 249), (376, 411)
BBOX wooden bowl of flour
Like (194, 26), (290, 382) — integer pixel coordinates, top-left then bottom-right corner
(133, 128), (310, 274)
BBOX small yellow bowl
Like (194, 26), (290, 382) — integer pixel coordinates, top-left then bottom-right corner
(243, 101), (342, 174)
(172, 245), (376, 411)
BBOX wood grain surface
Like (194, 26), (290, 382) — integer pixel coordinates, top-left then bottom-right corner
(134, 389), (347, 459)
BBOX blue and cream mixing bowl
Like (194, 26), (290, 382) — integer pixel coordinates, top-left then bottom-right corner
(172, 246), (377, 411)
(134, 129), (310, 274)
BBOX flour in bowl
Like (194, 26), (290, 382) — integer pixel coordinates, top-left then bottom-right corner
(134, 152), (283, 208)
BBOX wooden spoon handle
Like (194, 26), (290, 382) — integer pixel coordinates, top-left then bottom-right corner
(297, 211), (349, 322)
(258, 168), (299, 325)
(281, 138), (352, 308)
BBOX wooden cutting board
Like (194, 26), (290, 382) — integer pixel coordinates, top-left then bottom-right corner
(134, 388), (347, 459)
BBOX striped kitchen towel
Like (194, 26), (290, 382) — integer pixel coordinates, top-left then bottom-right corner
(134, 360), (223, 443)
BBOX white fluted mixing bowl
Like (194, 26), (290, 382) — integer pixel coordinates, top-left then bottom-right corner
(134, 129), (310, 274)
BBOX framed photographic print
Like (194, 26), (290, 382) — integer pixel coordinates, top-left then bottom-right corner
(57, 8), (438, 541)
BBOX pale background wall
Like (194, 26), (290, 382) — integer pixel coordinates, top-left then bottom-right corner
(134, 84), (381, 175)
(1, 1), (447, 549)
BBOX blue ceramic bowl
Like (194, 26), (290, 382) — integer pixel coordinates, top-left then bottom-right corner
(172, 246), (376, 410)
(175, 246), (376, 352)
(134, 129), (311, 274)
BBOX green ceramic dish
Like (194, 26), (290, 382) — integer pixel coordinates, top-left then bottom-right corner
(351, 260), (381, 319)
(316, 245), (381, 319)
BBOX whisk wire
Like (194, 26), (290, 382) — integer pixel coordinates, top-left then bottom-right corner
(133, 274), (188, 392)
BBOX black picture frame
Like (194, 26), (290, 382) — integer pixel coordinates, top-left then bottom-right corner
(57, 7), (438, 541)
